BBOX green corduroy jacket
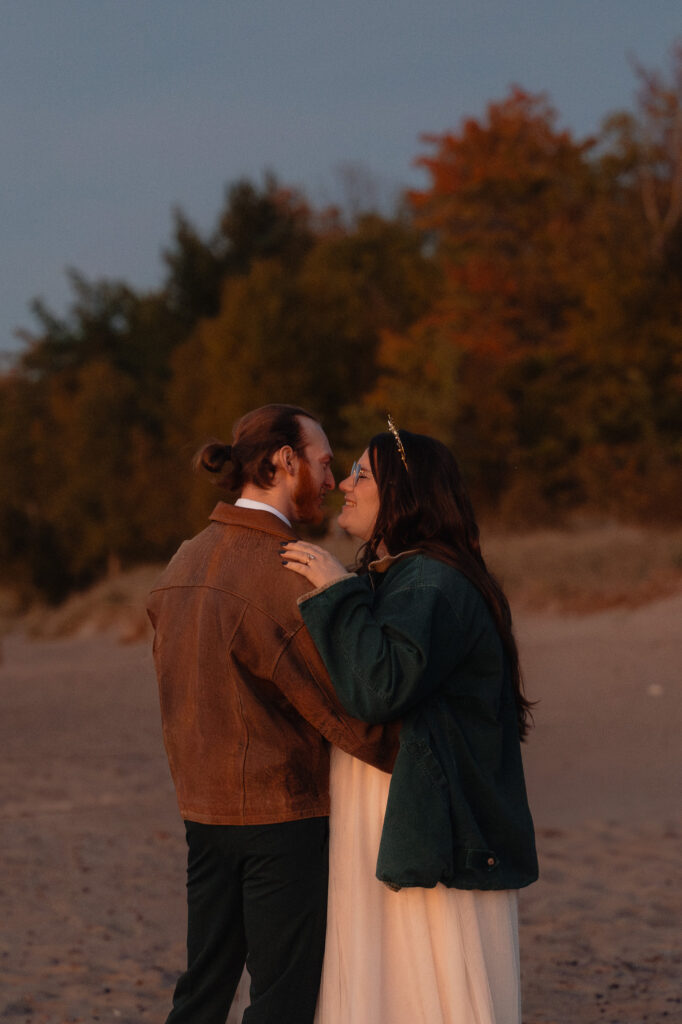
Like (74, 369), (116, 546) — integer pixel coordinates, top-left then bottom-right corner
(299, 551), (539, 891)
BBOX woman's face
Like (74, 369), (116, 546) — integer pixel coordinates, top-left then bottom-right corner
(337, 448), (380, 542)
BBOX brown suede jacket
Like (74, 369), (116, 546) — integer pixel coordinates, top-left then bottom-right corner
(147, 502), (399, 825)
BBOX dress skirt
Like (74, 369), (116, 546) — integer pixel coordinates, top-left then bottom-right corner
(314, 747), (521, 1024)
(228, 746), (521, 1024)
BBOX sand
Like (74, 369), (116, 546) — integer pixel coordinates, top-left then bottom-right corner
(1, 591), (680, 1023)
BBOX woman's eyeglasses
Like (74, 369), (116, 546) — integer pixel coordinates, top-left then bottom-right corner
(349, 461), (369, 486)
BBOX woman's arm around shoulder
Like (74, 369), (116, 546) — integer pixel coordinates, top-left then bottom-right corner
(298, 555), (474, 723)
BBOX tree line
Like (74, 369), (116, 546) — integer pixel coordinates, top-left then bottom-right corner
(2, 50), (681, 603)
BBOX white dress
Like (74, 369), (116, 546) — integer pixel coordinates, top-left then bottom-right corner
(228, 747), (521, 1024)
(314, 747), (521, 1024)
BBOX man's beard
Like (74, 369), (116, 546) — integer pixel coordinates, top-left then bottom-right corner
(293, 459), (324, 525)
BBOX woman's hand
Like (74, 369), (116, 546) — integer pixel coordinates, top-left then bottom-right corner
(280, 541), (351, 589)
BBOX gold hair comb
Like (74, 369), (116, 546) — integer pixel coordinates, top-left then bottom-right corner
(387, 413), (409, 472)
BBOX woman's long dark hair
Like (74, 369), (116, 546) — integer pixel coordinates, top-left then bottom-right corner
(359, 429), (534, 740)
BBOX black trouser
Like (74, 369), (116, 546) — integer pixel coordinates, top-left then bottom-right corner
(165, 817), (329, 1024)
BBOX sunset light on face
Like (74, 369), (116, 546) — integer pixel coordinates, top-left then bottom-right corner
(337, 449), (380, 542)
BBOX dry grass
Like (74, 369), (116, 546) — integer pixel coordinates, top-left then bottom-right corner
(482, 522), (682, 613)
(9, 565), (163, 644)
(3, 523), (681, 641)
(325, 521), (682, 612)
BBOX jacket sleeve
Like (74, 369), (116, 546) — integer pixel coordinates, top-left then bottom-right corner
(298, 573), (472, 724)
(271, 622), (400, 773)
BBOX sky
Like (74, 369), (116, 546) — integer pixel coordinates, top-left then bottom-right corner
(2, 0), (681, 356)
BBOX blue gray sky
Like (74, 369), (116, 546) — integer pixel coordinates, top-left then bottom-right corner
(2, 0), (681, 355)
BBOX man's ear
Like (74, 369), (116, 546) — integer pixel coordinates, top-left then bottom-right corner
(274, 445), (297, 476)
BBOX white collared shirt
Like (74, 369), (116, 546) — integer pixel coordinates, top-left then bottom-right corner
(235, 497), (292, 529)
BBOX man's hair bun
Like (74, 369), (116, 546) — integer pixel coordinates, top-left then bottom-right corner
(193, 441), (232, 474)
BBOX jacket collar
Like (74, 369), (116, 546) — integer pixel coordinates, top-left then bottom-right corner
(209, 501), (298, 540)
(368, 549), (420, 573)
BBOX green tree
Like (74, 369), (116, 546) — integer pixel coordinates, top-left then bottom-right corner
(163, 175), (315, 330)
(168, 212), (436, 527)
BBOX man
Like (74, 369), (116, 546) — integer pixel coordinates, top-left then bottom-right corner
(147, 404), (397, 1024)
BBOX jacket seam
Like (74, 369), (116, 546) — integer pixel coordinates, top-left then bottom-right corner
(150, 582), (302, 638)
(374, 556), (482, 629)
(229, 603), (251, 820)
(272, 626), (368, 754)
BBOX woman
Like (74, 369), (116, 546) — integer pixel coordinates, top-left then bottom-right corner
(281, 425), (538, 1024)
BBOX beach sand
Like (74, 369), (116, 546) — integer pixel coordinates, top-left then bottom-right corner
(1, 591), (680, 1023)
